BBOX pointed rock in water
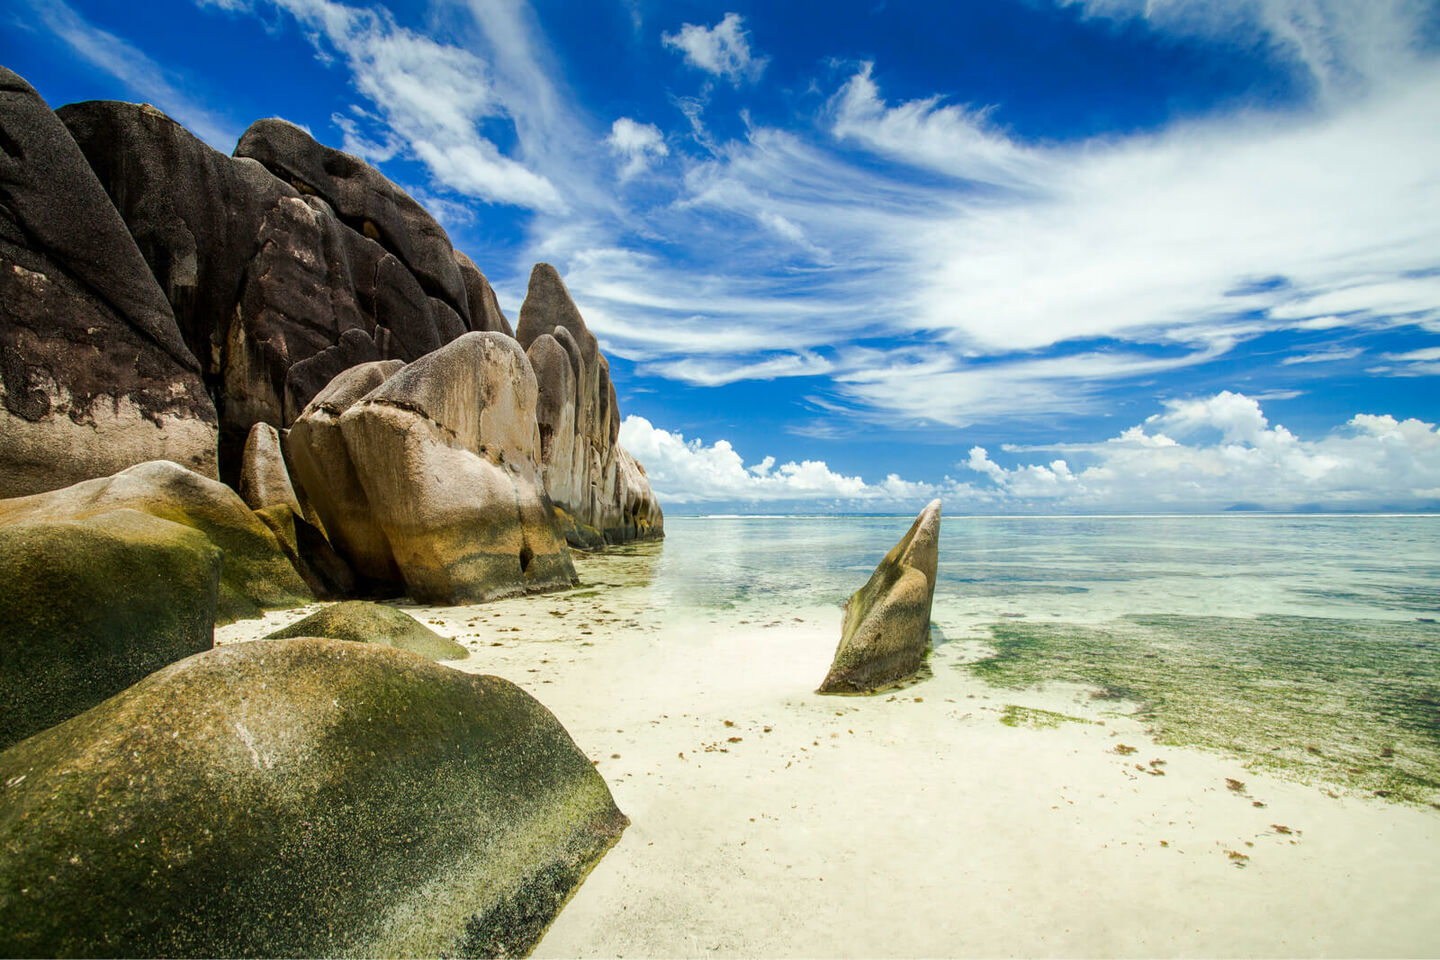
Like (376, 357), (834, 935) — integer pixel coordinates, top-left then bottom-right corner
(818, 499), (942, 694)
(0, 510), (220, 750)
(0, 460), (311, 623)
(0, 70), (218, 497)
(266, 601), (468, 661)
(288, 334), (576, 603)
(517, 264), (664, 546)
(0, 638), (627, 957)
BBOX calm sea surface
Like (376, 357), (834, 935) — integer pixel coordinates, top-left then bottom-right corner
(640, 514), (1440, 630)
(615, 514), (1440, 800)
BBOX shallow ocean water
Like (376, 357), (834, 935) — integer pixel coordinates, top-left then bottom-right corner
(634, 515), (1440, 801)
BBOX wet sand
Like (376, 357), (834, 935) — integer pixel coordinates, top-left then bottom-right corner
(218, 545), (1440, 957)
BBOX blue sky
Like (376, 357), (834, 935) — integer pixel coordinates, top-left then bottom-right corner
(6, 0), (1440, 512)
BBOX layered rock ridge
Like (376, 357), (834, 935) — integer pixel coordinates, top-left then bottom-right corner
(517, 264), (663, 547)
(818, 499), (942, 694)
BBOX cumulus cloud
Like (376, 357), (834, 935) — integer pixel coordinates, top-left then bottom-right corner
(606, 117), (669, 180)
(619, 416), (938, 505)
(662, 12), (768, 86)
(965, 392), (1440, 510)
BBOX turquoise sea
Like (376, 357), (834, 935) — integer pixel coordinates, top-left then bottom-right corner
(622, 515), (1440, 802)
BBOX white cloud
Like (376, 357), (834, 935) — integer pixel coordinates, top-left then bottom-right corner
(662, 12), (768, 87)
(606, 117), (669, 180)
(1367, 344), (1440, 377)
(1280, 347), (1362, 365)
(240, 0), (564, 211)
(963, 392), (1440, 510)
(29, 0), (240, 148)
(619, 416), (938, 505)
(830, 61), (1042, 187)
(1059, 0), (1432, 97)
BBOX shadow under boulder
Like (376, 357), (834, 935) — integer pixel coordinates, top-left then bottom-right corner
(0, 638), (627, 958)
(0, 509), (220, 750)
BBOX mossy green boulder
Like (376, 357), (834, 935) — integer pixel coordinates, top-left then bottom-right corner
(0, 638), (628, 958)
(267, 600), (468, 661)
(0, 459), (312, 622)
(817, 498), (942, 694)
(0, 509), (220, 750)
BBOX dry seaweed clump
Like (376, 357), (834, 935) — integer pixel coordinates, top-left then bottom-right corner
(0, 638), (626, 957)
(967, 614), (1440, 805)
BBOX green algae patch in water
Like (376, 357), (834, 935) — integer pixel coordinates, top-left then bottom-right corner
(967, 615), (1440, 805)
(999, 705), (1098, 730)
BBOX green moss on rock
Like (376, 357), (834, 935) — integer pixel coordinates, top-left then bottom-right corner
(0, 460), (312, 623)
(0, 638), (627, 957)
(0, 509), (220, 750)
(267, 601), (468, 661)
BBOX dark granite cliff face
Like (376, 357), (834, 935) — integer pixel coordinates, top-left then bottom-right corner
(1, 67), (661, 583)
(0, 69), (218, 496)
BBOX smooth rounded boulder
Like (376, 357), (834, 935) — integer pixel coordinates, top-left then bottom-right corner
(266, 600), (468, 661)
(0, 638), (628, 957)
(0, 510), (220, 750)
(0, 460), (311, 622)
(817, 499), (942, 694)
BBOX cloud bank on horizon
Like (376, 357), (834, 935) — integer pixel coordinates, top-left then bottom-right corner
(10, 0), (1440, 511)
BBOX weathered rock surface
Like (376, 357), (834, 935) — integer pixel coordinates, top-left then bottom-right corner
(236, 117), (473, 328)
(0, 638), (628, 957)
(0, 460), (311, 622)
(517, 264), (663, 546)
(0, 70), (217, 497)
(293, 332), (577, 603)
(58, 101), (478, 481)
(266, 600), (467, 661)
(238, 421), (302, 515)
(817, 499), (942, 694)
(455, 249), (515, 337)
(0, 510), (220, 750)
(288, 359), (407, 588)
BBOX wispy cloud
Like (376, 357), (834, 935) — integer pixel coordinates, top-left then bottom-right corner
(662, 12), (768, 87)
(27, 0), (240, 148)
(221, 0), (564, 211)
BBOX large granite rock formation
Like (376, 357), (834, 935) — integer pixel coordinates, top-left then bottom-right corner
(516, 264), (663, 546)
(0, 70), (217, 498)
(817, 499), (942, 694)
(0, 510), (220, 750)
(0, 460), (311, 622)
(0, 638), (628, 957)
(290, 333), (576, 603)
(266, 600), (468, 661)
(58, 101), (505, 483)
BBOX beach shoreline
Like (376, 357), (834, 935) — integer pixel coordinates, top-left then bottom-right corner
(217, 540), (1440, 958)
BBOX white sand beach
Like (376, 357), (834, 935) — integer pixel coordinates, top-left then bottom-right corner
(218, 542), (1440, 958)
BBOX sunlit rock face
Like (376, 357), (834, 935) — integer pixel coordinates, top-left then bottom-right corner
(516, 263), (664, 547)
(0, 70), (218, 498)
(288, 334), (576, 603)
(818, 499), (941, 695)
